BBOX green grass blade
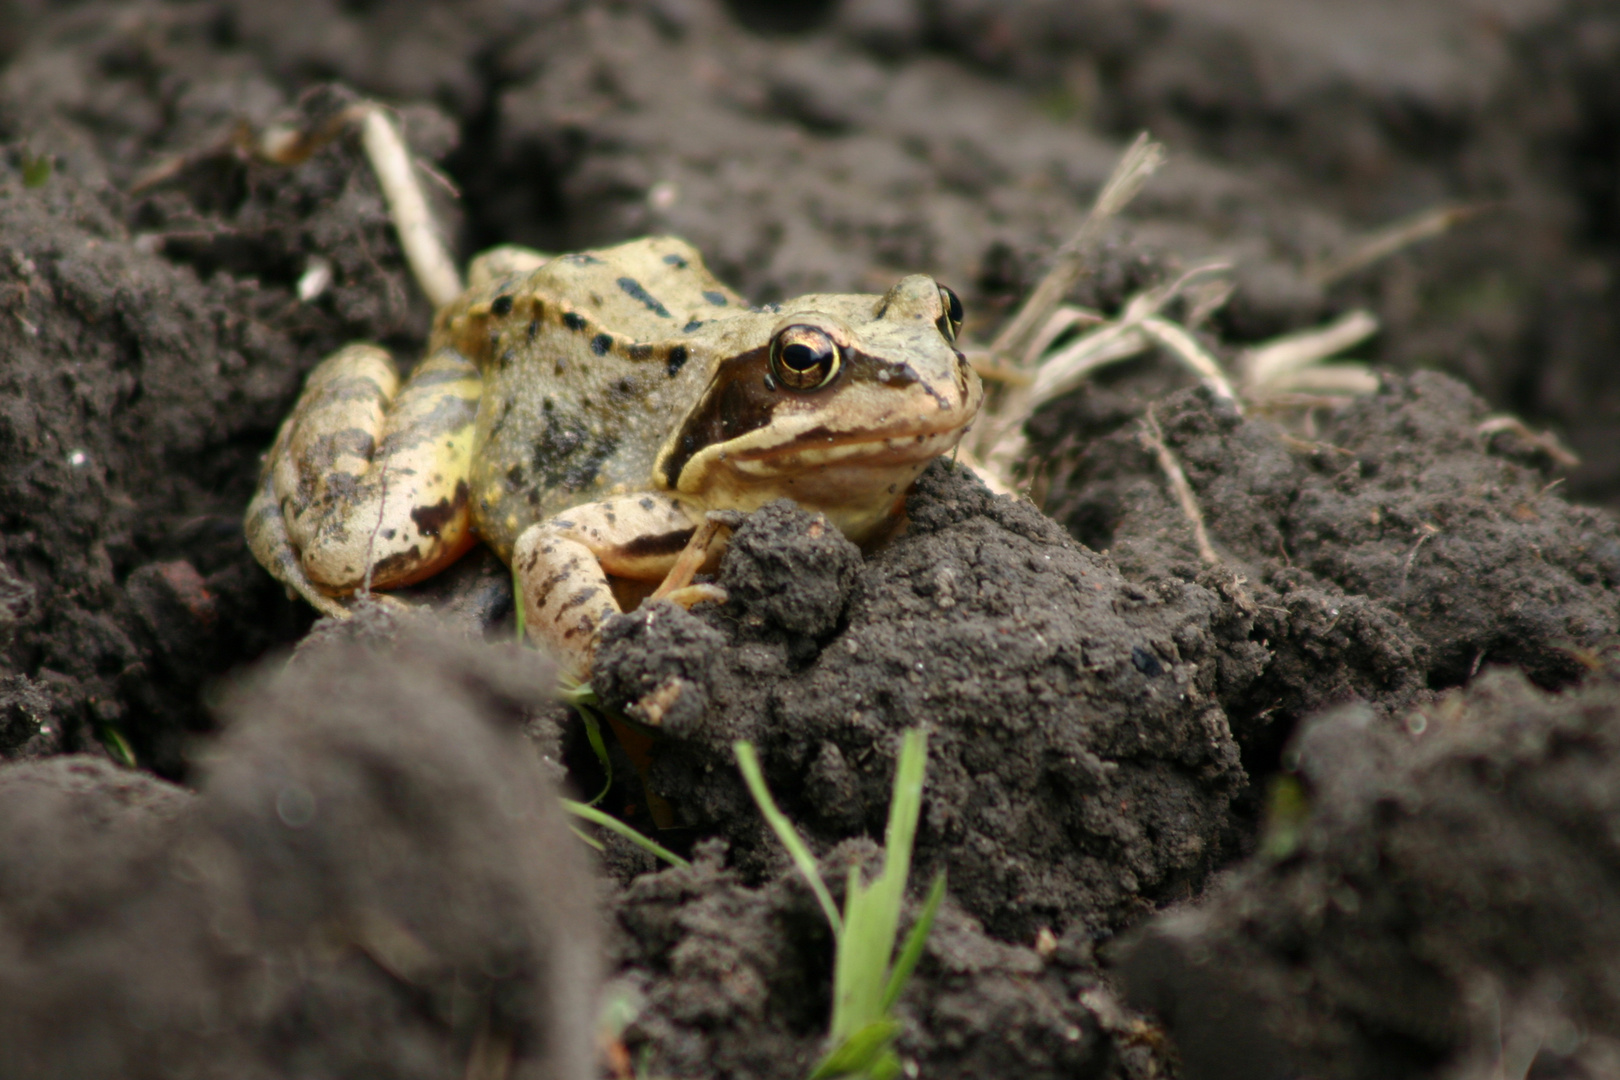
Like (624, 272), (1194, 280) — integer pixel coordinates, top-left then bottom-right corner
(831, 863), (883, 1041)
(512, 561), (527, 643)
(555, 676), (615, 807)
(567, 823), (606, 852)
(879, 729), (928, 895)
(830, 729), (929, 1043)
(734, 740), (843, 938)
(560, 798), (688, 868)
(808, 1018), (899, 1080)
(99, 724), (136, 767)
(558, 678), (597, 706)
(866, 1049), (901, 1080)
(881, 870), (945, 1013)
(576, 704), (614, 807)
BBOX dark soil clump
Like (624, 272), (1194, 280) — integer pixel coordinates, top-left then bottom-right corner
(610, 838), (1116, 1080)
(1038, 373), (1620, 763)
(597, 464), (1247, 945)
(0, 620), (597, 1080)
(1117, 667), (1620, 1080)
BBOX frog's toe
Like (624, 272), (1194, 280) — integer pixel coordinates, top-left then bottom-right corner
(662, 583), (727, 610)
(300, 588), (356, 621)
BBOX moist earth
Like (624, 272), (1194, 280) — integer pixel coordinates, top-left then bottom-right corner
(2, 2), (1619, 1079)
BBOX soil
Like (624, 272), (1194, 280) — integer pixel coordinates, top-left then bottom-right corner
(2, 2), (1619, 1078)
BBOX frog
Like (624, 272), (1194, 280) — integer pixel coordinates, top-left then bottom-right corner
(246, 235), (983, 682)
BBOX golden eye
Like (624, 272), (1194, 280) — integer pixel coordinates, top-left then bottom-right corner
(769, 325), (843, 391)
(936, 284), (964, 343)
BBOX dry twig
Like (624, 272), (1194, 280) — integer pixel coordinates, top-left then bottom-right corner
(359, 106), (463, 308)
(1140, 406), (1219, 566)
(990, 132), (1166, 361)
(1307, 203), (1489, 288)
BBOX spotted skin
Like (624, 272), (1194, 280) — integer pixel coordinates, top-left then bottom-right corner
(512, 492), (707, 673)
(247, 236), (982, 681)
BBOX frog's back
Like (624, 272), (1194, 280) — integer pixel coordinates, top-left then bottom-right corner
(434, 237), (744, 560)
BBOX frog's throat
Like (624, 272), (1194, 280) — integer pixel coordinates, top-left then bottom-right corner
(675, 421), (971, 543)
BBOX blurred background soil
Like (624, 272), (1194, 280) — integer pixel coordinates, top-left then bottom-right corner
(0, 1), (1617, 1078)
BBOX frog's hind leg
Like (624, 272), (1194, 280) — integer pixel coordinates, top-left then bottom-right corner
(513, 494), (726, 679)
(245, 465), (352, 618)
(244, 342), (482, 612)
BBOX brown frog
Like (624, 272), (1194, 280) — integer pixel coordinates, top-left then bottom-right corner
(246, 236), (983, 679)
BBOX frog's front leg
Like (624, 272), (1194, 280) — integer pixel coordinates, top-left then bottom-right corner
(512, 494), (728, 679)
(245, 343), (481, 613)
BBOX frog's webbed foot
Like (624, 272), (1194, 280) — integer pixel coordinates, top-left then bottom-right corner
(513, 496), (731, 680)
(244, 343), (482, 612)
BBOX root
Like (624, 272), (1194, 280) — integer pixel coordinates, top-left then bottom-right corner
(1477, 416), (1581, 468)
(1307, 203), (1490, 288)
(989, 132), (1166, 360)
(1140, 406), (1219, 567)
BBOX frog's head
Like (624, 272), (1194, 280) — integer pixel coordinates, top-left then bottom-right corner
(657, 274), (984, 542)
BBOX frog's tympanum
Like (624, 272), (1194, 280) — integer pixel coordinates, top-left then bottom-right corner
(247, 237), (983, 679)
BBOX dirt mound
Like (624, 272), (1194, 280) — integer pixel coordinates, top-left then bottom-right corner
(0, 621), (596, 1080)
(1117, 666), (1620, 1080)
(610, 837), (1114, 1080)
(597, 467), (1248, 944)
(1038, 372), (1620, 758)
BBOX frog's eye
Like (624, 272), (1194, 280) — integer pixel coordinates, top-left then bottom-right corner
(936, 284), (964, 343)
(770, 325), (843, 391)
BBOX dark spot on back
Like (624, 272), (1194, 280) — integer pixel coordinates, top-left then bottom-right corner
(591, 334), (612, 356)
(662, 253), (688, 268)
(527, 396), (621, 493)
(874, 299), (890, 319)
(617, 277), (672, 318)
(702, 290), (728, 306)
(491, 295), (514, 316)
(564, 312), (587, 331)
(666, 345), (689, 377)
(528, 319), (539, 339)
(1131, 646), (1164, 678)
(683, 319), (704, 333)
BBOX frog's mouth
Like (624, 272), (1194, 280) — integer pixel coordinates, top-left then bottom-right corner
(735, 418), (971, 474)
